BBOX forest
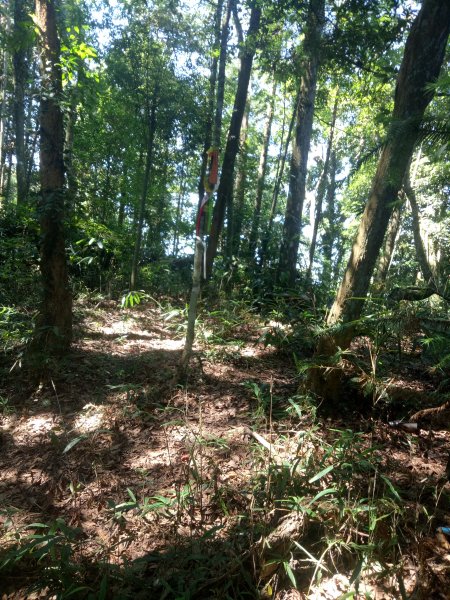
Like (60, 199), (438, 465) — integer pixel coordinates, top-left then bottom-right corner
(0, 0), (450, 597)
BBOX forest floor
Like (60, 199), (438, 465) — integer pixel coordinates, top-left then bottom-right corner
(0, 297), (449, 599)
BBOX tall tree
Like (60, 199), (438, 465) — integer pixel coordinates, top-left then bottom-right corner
(259, 87), (296, 270)
(13, 0), (29, 206)
(228, 104), (249, 259)
(34, 0), (72, 353)
(205, 1), (261, 278)
(130, 84), (158, 290)
(404, 164), (435, 286)
(0, 4), (11, 203)
(198, 0), (224, 203)
(247, 78), (275, 264)
(325, 0), (450, 348)
(277, 0), (325, 286)
(373, 200), (402, 287)
(306, 89), (339, 280)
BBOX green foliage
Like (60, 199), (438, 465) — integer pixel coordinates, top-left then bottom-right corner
(120, 290), (143, 309)
(253, 414), (405, 594)
(0, 306), (33, 352)
(0, 518), (88, 598)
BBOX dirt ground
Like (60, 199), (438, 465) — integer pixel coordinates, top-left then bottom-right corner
(0, 300), (449, 599)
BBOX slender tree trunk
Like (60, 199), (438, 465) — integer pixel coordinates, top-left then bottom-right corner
(228, 105), (249, 259)
(130, 90), (157, 290)
(3, 150), (13, 206)
(326, 0), (450, 347)
(306, 91), (338, 280)
(205, 3), (261, 278)
(213, 0), (233, 147)
(404, 166), (434, 286)
(34, 0), (72, 353)
(320, 150), (337, 289)
(178, 236), (204, 379)
(198, 0), (223, 203)
(373, 201), (403, 286)
(259, 88), (296, 269)
(278, 0), (325, 286)
(248, 79), (275, 263)
(173, 165), (186, 256)
(0, 9), (11, 202)
(118, 162), (128, 228)
(64, 97), (77, 210)
(13, 0), (28, 206)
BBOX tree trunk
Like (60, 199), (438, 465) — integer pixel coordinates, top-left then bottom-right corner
(130, 89), (157, 290)
(118, 162), (128, 228)
(173, 164), (187, 256)
(34, 0), (72, 353)
(248, 79), (275, 263)
(64, 97), (77, 211)
(306, 90), (338, 280)
(13, 0), (28, 206)
(320, 150), (337, 290)
(205, 2), (261, 279)
(0, 8), (11, 203)
(178, 236), (204, 379)
(259, 88), (296, 270)
(278, 0), (325, 286)
(404, 166), (434, 286)
(373, 200), (403, 286)
(198, 0), (223, 203)
(228, 105), (249, 259)
(213, 0), (233, 148)
(326, 0), (450, 348)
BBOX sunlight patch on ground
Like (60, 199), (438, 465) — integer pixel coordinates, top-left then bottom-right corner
(240, 344), (276, 357)
(74, 403), (105, 433)
(10, 415), (57, 440)
(100, 321), (129, 335)
(150, 338), (184, 350)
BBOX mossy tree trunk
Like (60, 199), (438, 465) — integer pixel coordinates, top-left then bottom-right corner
(326, 0), (450, 346)
(310, 0), (450, 401)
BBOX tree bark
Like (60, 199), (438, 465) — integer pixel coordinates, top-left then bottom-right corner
(373, 200), (403, 286)
(320, 150), (337, 289)
(13, 0), (29, 206)
(306, 90), (338, 280)
(404, 167), (434, 286)
(34, 0), (72, 353)
(228, 105), (249, 259)
(64, 96), (77, 211)
(278, 0), (325, 286)
(0, 8), (11, 203)
(248, 79), (275, 263)
(205, 2), (261, 279)
(198, 0), (223, 203)
(326, 0), (450, 349)
(213, 0), (233, 148)
(178, 236), (204, 379)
